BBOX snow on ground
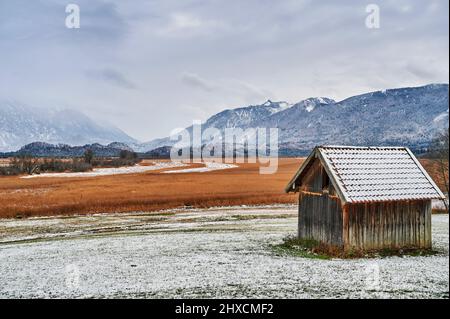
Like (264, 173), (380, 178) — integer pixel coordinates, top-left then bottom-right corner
(19, 161), (238, 178)
(163, 162), (238, 174)
(20, 161), (188, 178)
(0, 206), (448, 299)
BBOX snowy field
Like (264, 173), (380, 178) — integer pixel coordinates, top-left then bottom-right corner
(0, 206), (448, 299)
(19, 161), (239, 178)
(20, 161), (188, 178)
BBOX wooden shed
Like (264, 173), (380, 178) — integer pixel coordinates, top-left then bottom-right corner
(285, 146), (445, 251)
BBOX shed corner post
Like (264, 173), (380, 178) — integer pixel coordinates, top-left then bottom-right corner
(342, 203), (350, 250)
(297, 192), (302, 239)
(426, 199), (433, 249)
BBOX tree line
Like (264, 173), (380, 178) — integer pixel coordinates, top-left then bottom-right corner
(0, 149), (140, 176)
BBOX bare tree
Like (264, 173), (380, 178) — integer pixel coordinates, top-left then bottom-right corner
(11, 154), (40, 175)
(429, 130), (449, 213)
(84, 149), (94, 164)
(119, 150), (138, 160)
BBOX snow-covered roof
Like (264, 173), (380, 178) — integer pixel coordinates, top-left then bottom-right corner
(286, 145), (445, 203)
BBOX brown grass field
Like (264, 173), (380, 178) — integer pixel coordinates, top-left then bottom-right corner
(0, 158), (446, 218)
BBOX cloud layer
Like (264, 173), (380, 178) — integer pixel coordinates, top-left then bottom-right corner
(0, 0), (448, 141)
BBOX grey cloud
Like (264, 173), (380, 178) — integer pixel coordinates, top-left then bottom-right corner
(406, 66), (434, 80)
(0, 0), (448, 141)
(0, 0), (127, 47)
(181, 73), (217, 92)
(180, 73), (272, 104)
(73, 1), (127, 41)
(231, 81), (273, 103)
(86, 68), (137, 90)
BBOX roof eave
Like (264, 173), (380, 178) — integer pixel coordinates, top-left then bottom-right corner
(344, 196), (446, 206)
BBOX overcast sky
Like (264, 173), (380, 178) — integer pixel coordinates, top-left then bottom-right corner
(0, 0), (448, 142)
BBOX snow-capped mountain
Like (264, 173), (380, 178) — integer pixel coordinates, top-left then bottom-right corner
(268, 83), (449, 152)
(135, 100), (295, 152)
(1, 84), (448, 155)
(139, 84), (449, 154)
(0, 100), (137, 152)
(205, 100), (293, 128)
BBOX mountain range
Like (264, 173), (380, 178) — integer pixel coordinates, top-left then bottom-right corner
(0, 84), (448, 156)
(1, 142), (134, 158)
(138, 84), (449, 155)
(0, 100), (137, 152)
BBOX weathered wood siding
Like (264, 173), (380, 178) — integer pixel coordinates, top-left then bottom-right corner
(298, 158), (336, 195)
(344, 200), (432, 250)
(297, 158), (343, 245)
(298, 192), (343, 246)
(296, 156), (432, 251)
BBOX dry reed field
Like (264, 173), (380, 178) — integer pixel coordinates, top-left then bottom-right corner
(0, 158), (300, 218)
(0, 158), (446, 218)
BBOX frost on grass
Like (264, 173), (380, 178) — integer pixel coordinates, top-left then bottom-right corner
(0, 207), (448, 299)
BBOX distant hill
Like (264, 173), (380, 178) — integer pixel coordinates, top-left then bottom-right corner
(0, 142), (134, 158)
(144, 146), (172, 158)
(0, 100), (138, 152)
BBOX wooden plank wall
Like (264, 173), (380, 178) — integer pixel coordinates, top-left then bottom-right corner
(299, 158), (322, 192)
(298, 192), (343, 246)
(345, 200), (432, 250)
(299, 158), (337, 195)
(296, 156), (432, 251)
